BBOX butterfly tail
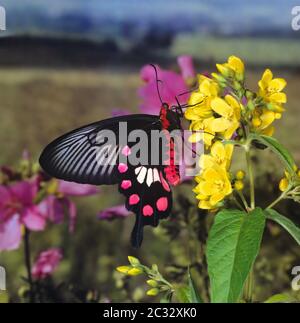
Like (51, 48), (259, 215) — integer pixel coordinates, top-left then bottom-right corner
(131, 214), (144, 248)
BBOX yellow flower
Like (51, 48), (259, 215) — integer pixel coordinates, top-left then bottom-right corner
(210, 95), (241, 139)
(200, 141), (233, 170)
(194, 165), (232, 209)
(216, 56), (245, 81)
(251, 108), (276, 136)
(185, 77), (219, 119)
(188, 117), (216, 147)
(185, 77), (221, 147)
(258, 69), (287, 114)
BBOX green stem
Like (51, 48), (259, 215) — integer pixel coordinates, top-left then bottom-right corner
(246, 147), (255, 210)
(244, 144), (256, 302)
(24, 228), (34, 303)
(266, 191), (287, 209)
(236, 191), (250, 211)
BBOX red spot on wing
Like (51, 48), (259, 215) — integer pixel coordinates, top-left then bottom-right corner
(156, 197), (168, 211)
(143, 205), (153, 217)
(121, 180), (132, 190)
(129, 194), (140, 205)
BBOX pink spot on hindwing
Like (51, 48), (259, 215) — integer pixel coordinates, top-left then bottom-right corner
(143, 205), (153, 217)
(156, 197), (168, 211)
(129, 194), (140, 205)
(121, 180), (132, 190)
(122, 145), (132, 156)
(118, 163), (128, 173)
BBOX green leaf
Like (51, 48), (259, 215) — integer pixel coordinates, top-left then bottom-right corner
(207, 208), (266, 303)
(264, 293), (296, 303)
(175, 286), (191, 303)
(175, 271), (203, 303)
(265, 209), (300, 245)
(250, 134), (295, 174)
(188, 270), (203, 303)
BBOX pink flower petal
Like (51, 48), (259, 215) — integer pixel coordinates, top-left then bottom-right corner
(98, 205), (132, 220)
(177, 55), (196, 80)
(22, 206), (46, 231)
(58, 180), (98, 196)
(10, 180), (37, 206)
(0, 214), (22, 251)
(32, 248), (63, 280)
(138, 64), (189, 115)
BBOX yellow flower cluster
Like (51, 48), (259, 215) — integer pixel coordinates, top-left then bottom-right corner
(194, 141), (233, 209)
(185, 55), (288, 210)
(279, 166), (300, 192)
(252, 69), (287, 136)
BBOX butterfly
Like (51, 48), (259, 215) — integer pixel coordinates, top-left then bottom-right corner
(39, 67), (188, 248)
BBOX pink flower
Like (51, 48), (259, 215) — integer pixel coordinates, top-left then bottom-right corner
(177, 55), (196, 81)
(39, 180), (99, 232)
(32, 248), (63, 280)
(0, 179), (46, 251)
(98, 205), (132, 220)
(138, 59), (193, 115)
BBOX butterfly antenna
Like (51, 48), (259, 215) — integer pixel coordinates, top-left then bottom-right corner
(150, 64), (164, 105)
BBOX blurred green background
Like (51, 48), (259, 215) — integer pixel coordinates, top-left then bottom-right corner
(0, 0), (300, 302)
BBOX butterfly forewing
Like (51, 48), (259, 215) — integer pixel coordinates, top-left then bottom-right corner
(39, 114), (160, 185)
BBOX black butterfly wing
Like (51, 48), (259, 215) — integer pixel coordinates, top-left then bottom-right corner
(118, 165), (172, 248)
(39, 113), (177, 248)
(39, 114), (160, 185)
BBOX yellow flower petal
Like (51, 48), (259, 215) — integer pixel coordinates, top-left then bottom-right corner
(228, 56), (244, 74)
(210, 192), (225, 206)
(260, 110), (275, 129)
(211, 97), (232, 117)
(268, 78), (287, 92)
(211, 141), (226, 160)
(268, 92), (287, 104)
(211, 118), (231, 132)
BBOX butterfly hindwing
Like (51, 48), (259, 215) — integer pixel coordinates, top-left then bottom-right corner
(118, 165), (172, 248)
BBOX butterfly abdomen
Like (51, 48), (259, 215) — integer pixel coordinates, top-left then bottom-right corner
(162, 130), (180, 186)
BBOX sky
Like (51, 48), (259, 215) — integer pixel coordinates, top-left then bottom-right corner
(0, 0), (299, 36)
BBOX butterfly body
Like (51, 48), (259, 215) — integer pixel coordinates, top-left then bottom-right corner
(40, 103), (183, 247)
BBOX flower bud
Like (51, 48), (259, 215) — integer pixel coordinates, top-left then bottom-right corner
(279, 178), (289, 192)
(234, 180), (244, 191)
(146, 288), (159, 296)
(128, 256), (140, 266)
(236, 170), (245, 180)
(116, 266), (131, 274)
(147, 279), (158, 288)
(127, 268), (143, 276)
